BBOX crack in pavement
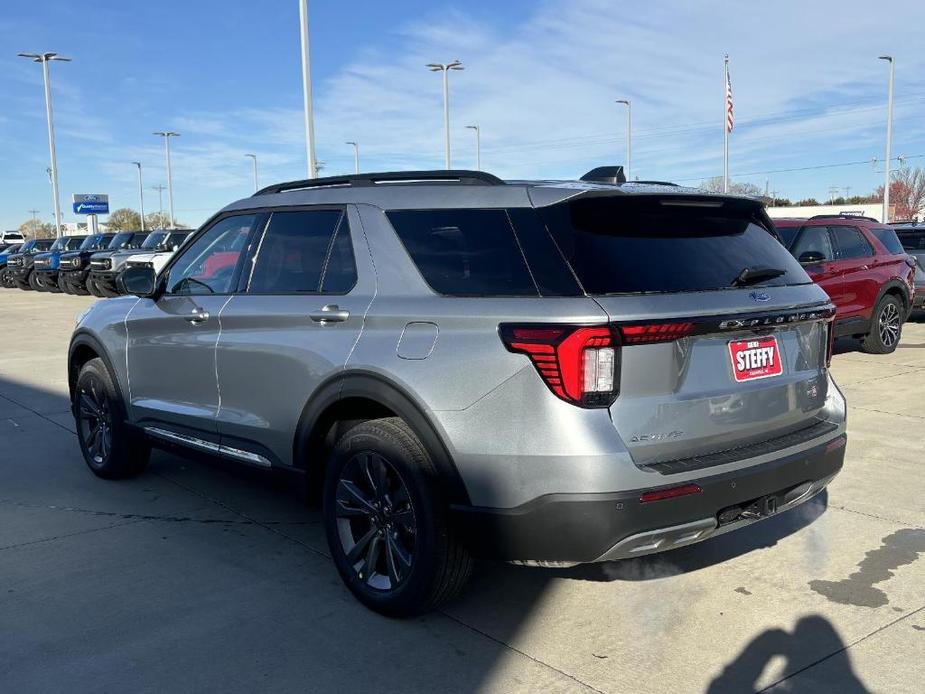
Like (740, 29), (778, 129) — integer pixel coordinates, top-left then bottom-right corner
(0, 518), (142, 552)
(829, 504), (925, 531)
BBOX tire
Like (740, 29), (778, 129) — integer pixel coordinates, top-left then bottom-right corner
(17, 273), (33, 290)
(29, 271), (45, 291)
(861, 294), (904, 354)
(86, 277), (103, 297)
(73, 357), (150, 479)
(44, 275), (62, 293)
(57, 274), (71, 294)
(323, 417), (472, 617)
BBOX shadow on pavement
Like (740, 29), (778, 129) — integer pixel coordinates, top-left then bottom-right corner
(706, 614), (871, 693)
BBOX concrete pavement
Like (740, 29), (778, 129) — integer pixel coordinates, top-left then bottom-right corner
(0, 290), (923, 693)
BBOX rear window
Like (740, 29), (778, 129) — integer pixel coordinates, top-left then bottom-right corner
(387, 209), (538, 296)
(539, 197), (809, 294)
(895, 230), (925, 252)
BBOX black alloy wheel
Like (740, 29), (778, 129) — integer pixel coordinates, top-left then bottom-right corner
(334, 451), (416, 591)
(76, 373), (113, 468)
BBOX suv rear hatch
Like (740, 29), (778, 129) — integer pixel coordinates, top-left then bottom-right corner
(539, 193), (835, 469)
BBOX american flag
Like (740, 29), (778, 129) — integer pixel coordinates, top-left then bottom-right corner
(725, 60), (734, 133)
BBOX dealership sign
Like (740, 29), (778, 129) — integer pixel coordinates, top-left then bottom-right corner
(72, 193), (110, 215)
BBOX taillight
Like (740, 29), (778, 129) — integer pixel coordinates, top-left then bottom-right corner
(639, 483), (703, 504)
(500, 324), (620, 407)
(621, 321), (695, 345)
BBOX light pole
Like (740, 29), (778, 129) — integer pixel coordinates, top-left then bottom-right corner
(615, 99), (632, 181)
(151, 184), (166, 219)
(153, 131), (179, 227)
(299, 0), (318, 179)
(465, 125), (480, 170)
(345, 142), (359, 174)
(245, 153), (258, 192)
(427, 60), (464, 168)
(18, 52), (71, 238)
(131, 162), (146, 231)
(879, 55), (894, 223)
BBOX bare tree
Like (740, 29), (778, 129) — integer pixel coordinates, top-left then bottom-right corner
(701, 176), (763, 197)
(877, 167), (925, 221)
(144, 211), (183, 229)
(18, 219), (55, 239)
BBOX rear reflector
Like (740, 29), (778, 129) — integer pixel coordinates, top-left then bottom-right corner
(639, 483), (703, 504)
(825, 435), (847, 454)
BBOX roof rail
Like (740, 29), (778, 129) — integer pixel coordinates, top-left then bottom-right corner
(254, 170), (504, 196)
(631, 179), (678, 187)
(807, 213), (880, 222)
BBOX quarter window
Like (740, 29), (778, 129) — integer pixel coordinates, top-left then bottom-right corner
(386, 209), (537, 296)
(829, 225), (874, 259)
(869, 227), (905, 255)
(165, 214), (256, 295)
(248, 209), (356, 294)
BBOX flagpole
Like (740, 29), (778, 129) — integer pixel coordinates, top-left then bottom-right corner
(723, 54), (729, 193)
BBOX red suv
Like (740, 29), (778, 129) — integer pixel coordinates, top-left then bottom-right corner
(774, 215), (915, 353)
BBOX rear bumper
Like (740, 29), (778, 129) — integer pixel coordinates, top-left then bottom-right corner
(449, 434), (845, 565)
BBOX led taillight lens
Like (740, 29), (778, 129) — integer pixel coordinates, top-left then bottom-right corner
(500, 324), (620, 407)
(621, 322), (695, 344)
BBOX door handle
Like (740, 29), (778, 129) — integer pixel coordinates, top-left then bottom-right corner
(309, 304), (350, 324)
(185, 308), (210, 324)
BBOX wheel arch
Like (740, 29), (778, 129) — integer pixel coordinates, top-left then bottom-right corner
(876, 279), (910, 315)
(294, 371), (471, 506)
(68, 332), (125, 414)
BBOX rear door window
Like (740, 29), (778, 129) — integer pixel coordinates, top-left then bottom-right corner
(897, 230), (925, 251)
(387, 209), (538, 296)
(248, 209), (354, 294)
(870, 227), (906, 255)
(791, 227), (834, 262)
(829, 225), (874, 259)
(537, 197), (808, 294)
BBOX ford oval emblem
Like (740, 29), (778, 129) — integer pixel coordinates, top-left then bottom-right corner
(750, 291), (770, 303)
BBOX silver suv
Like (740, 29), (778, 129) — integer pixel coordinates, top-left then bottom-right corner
(68, 169), (847, 616)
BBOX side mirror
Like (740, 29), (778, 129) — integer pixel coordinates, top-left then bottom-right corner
(117, 265), (158, 298)
(798, 251), (825, 265)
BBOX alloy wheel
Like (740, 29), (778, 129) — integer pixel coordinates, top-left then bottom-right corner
(878, 302), (901, 348)
(77, 376), (112, 465)
(334, 451), (416, 591)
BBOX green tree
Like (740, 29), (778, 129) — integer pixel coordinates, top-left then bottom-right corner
(106, 208), (142, 231)
(795, 198), (820, 206)
(18, 219), (55, 239)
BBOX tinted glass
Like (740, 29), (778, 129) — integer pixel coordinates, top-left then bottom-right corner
(506, 207), (583, 296)
(50, 237), (68, 251)
(387, 209), (537, 296)
(897, 230), (925, 251)
(319, 216), (358, 294)
(165, 215), (256, 295)
(773, 224), (801, 248)
(79, 235), (102, 250)
(870, 227), (906, 254)
(791, 227), (834, 262)
(829, 225), (873, 259)
(538, 197), (808, 294)
(249, 210), (341, 294)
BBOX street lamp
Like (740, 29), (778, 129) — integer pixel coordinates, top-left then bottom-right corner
(426, 60), (464, 168)
(131, 162), (146, 231)
(299, 0), (318, 179)
(245, 153), (258, 192)
(18, 52), (71, 238)
(345, 142), (359, 174)
(879, 55), (894, 223)
(465, 125), (480, 171)
(153, 131), (179, 227)
(615, 99), (632, 181)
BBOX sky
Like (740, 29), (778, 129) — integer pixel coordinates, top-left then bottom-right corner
(1, 0), (924, 231)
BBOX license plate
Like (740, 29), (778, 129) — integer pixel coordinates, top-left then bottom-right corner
(728, 335), (783, 382)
